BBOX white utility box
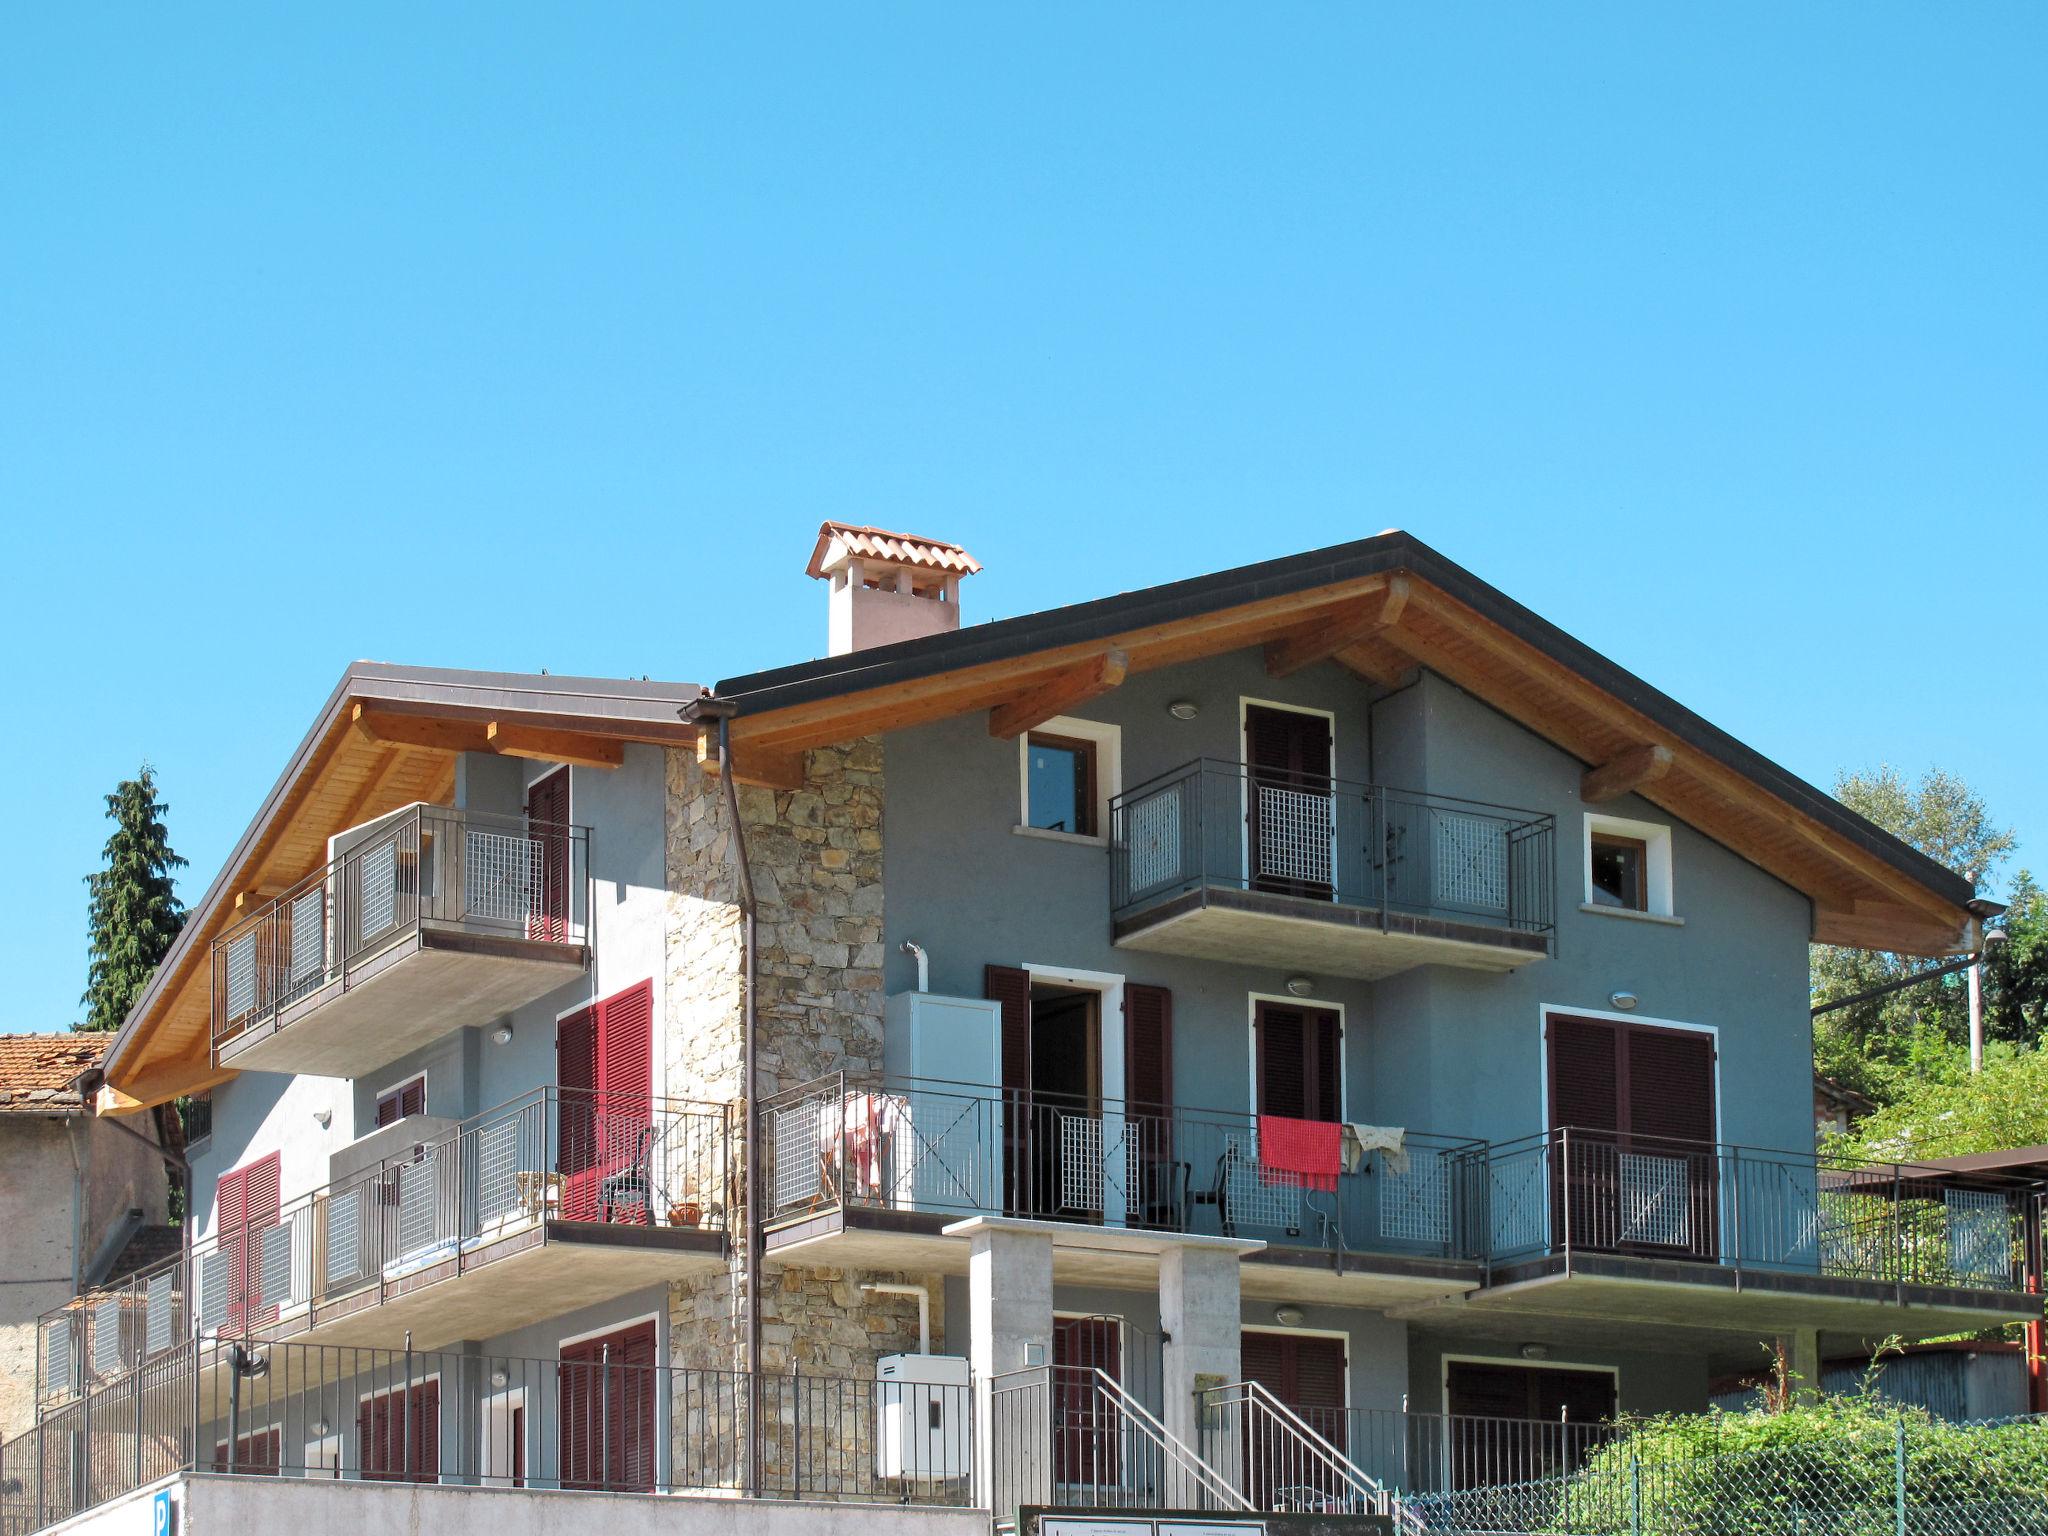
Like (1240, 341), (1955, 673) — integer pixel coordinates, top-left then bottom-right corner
(881, 991), (1004, 1213)
(876, 1352), (972, 1481)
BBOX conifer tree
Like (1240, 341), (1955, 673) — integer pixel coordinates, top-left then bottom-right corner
(79, 765), (187, 1032)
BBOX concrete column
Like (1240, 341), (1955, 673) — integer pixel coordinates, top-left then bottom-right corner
(1786, 1328), (1823, 1403)
(968, 1226), (1054, 1505)
(1160, 1245), (1242, 1466)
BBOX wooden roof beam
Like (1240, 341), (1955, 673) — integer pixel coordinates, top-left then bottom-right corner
(352, 705), (493, 754)
(696, 728), (806, 792)
(988, 649), (1129, 739)
(1335, 635), (1421, 689)
(1264, 578), (1410, 679)
(1581, 744), (1675, 805)
(486, 722), (624, 770)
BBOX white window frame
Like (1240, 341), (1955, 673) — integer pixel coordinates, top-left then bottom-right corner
(1244, 991), (1347, 1120)
(480, 1385), (528, 1486)
(373, 1072), (428, 1126)
(304, 1434), (344, 1478)
(1439, 1352), (1622, 1419)
(1237, 697), (1339, 895)
(1581, 813), (1676, 920)
(1016, 716), (1121, 847)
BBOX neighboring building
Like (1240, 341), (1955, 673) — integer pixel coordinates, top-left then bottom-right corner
(12, 528), (2036, 1529)
(0, 1035), (171, 1438)
(1814, 1073), (1876, 1139)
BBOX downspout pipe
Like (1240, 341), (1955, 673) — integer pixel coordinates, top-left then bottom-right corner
(688, 698), (763, 1497)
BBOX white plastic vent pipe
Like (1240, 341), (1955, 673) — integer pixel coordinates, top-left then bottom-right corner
(862, 1280), (932, 1355)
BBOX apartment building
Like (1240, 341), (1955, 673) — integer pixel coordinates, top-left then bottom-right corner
(10, 528), (2037, 1532)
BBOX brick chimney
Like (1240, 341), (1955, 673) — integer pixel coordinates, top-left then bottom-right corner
(806, 523), (982, 655)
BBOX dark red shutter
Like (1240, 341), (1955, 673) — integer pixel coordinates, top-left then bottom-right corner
(1256, 1003), (1339, 1121)
(411, 1380), (440, 1481)
(527, 768), (571, 942)
(558, 1007), (599, 1219)
(1446, 1362), (1532, 1420)
(216, 1165), (248, 1329)
(592, 980), (655, 1224)
(1124, 985), (1172, 1114)
(988, 965), (1033, 1100)
(1238, 1332), (1347, 1502)
(1546, 1017), (1621, 1134)
(560, 1322), (656, 1491)
(987, 965), (1034, 1215)
(1625, 1029), (1716, 1145)
(360, 1382), (438, 1483)
(211, 1428), (280, 1476)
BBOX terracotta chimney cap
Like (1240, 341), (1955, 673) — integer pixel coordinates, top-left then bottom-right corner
(806, 523), (983, 581)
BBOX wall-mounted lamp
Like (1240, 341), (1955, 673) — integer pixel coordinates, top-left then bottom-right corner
(1274, 1305), (1306, 1328)
(1285, 976), (1316, 998)
(491, 1023), (515, 1046)
(309, 1419), (331, 1438)
(1608, 992), (1638, 1012)
(1519, 1342), (1551, 1362)
(312, 1109), (331, 1130)
(489, 1367), (510, 1390)
(1167, 699), (1200, 721)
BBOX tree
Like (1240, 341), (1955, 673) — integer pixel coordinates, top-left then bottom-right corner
(79, 765), (187, 1033)
(1835, 1047), (2048, 1162)
(1810, 766), (2018, 1100)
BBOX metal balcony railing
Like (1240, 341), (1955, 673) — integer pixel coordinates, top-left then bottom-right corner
(34, 1088), (731, 1410)
(211, 803), (590, 1055)
(762, 1074), (1485, 1265)
(1109, 759), (1556, 945)
(1482, 1128), (2039, 1294)
(1, 1337), (975, 1536)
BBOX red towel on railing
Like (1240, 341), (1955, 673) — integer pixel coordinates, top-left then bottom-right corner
(1257, 1115), (1341, 1193)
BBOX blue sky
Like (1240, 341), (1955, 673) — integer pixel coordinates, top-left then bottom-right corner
(2, 5), (2042, 1031)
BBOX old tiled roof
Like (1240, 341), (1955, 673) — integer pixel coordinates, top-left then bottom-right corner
(104, 1224), (183, 1285)
(805, 522), (983, 579)
(0, 1034), (102, 1114)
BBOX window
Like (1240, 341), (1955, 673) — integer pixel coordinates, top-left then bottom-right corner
(560, 1321), (657, 1491)
(1016, 716), (1120, 843)
(359, 1380), (440, 1483)
(1026, 734), (1096, 835)
(375, 1075), (427, 1128)
(1254, 999), (1342, 1122)
(1589, 834), (1647, 910)
(212, 1427), (281, 1475)
(1581, 815), (1675, 918)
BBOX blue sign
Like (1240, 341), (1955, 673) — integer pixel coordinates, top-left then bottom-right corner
(152, 1489), (174, 1536)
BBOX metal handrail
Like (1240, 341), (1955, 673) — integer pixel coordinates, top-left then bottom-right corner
(1202, 1378), (1388, 1513)
(1107, 757), (1556, 942)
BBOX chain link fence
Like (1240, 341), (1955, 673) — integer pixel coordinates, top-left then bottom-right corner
(1398, 1411), (2048, 1535)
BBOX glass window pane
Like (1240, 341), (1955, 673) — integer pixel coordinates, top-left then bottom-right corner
(1027, 739), (1091, 834)
(1590, 838), (1644, 909)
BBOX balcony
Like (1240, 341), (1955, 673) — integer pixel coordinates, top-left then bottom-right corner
(1473, 1129), (2044, 1338)
(211, 803), (591, 1077)
(760, 1075), (1485, 1306)
(1109, 760), (1555, 981)
(35, 1088), (730, 1408)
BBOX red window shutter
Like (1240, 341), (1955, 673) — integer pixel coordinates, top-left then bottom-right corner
(411, 1380), (440, 1481)
(1291, 1335), (1347, 1415)
(1257, 1003), (1337, 1120)
(358, 1394), (389, 1480)
(597, 980), (654, 1103)
(986, 965), (1033, 1099)
(1239, 1330), (1288, 1394)
(375, 1093), (398, 1129)
(559, 1322), (656, 1491)
(1625, 1028), (1716, 1145)
(1446, 1362), (1534, 1420)
(1123, 985), (1173, 1115)
(558, 1008), (599, 1219)
(402, 1078), (426, 1118)
(527, 769), (571, 942)
(1311, 1011), (1340, 1122)
(1547, 1017), (1622, 1134)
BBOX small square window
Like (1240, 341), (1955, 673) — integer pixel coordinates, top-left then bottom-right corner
(375, 1075), (427, 1128)
(1589, 833), (1648, 911)
(1026, 733), (1097, 837)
